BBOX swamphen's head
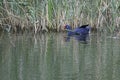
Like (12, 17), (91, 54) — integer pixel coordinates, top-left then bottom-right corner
(64, 24), (73, 36)
(64, 25), (72, 30)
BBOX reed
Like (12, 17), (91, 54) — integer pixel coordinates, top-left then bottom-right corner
(0, 0), (120, 33)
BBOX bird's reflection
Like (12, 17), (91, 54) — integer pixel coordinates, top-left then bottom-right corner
(64, 34), (89, 44)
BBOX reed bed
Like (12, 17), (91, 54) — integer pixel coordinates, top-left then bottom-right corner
(0, 0), (120, 34)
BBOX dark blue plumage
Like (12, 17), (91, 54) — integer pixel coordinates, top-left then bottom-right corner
(64, 24), (91, 43)
(64, 24), (91, 36)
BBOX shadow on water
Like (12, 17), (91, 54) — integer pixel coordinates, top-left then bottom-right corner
(0, 32), (120, 80)
(64, 34), (90, 44)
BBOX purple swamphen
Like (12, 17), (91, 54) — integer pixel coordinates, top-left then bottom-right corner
(64, 24), (91, 43)
(64, 24), (91, 36)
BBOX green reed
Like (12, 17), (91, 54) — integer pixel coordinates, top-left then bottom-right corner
(0, 0), (120, 33)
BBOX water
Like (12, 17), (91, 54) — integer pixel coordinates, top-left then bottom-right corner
(0, 32), (120, 80)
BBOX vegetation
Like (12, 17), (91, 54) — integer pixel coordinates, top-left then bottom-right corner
(0, 0), (120, 34)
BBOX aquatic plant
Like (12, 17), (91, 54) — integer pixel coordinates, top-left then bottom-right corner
(0, 0), (120, 33)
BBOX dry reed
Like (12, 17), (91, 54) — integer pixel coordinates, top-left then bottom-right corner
(0, 0), (120, 34)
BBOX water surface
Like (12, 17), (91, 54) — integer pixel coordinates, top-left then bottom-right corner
(0, 32), (120, 80)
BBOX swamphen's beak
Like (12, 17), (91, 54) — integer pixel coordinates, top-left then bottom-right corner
(64, 25), (66, 29)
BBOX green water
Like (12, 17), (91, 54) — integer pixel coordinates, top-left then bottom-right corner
(0, 33), (120, 80)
